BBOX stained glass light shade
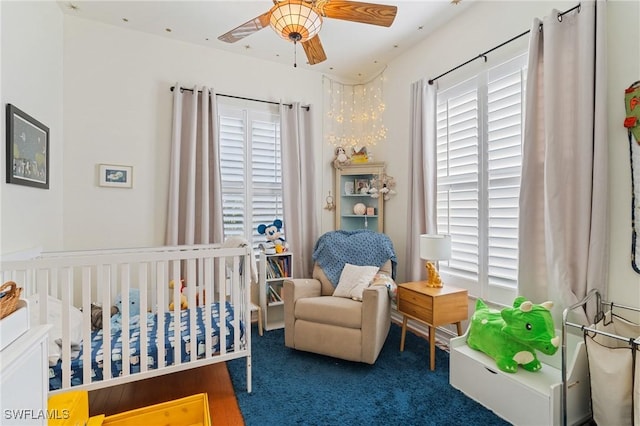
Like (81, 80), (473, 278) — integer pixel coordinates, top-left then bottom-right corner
(269, 0), (322, 43)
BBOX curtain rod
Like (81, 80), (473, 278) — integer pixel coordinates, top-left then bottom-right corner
(169, 86), (310, 111)
(428, 3), (581, 85)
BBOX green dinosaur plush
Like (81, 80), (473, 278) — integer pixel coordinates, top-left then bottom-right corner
(467, 296), (560, 373)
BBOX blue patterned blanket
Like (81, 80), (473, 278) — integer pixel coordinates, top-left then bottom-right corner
(312, 230), (397, 286)
(49, 302), (242, 390)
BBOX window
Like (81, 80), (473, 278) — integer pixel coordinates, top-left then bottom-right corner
(436, 54), (527, 306)
(218, 105), (283, 249)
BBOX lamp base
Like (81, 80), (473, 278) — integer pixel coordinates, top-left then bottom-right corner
(425, 262), (443, 288)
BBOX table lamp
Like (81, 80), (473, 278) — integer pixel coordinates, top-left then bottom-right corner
(420, 234), (451, 288)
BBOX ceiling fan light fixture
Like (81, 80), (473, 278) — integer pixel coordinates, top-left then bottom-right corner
(269, 0), (322, 43)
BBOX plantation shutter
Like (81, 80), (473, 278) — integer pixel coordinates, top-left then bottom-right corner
(250, 115), (283, 244)
(486, 56), (526, 303)
(436, 53), (526, 305)
(219, 106), (283, 248)
(436, 78), (481, 295)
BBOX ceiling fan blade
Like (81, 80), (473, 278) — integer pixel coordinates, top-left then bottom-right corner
(217, 11), (271, 43)
(302, 35), (327, 65)
(321, 0), (397, 27)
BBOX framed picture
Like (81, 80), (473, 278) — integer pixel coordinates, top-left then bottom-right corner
(6, 104), (49, 189)
(354, 178), (370, 194)
(99, 164), (133, 188)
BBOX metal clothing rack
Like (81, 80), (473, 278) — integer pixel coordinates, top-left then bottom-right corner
(562, 289), (640, 426)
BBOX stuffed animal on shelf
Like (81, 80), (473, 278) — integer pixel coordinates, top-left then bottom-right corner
(466, 296), (560, 373)
(351, 146), (368, 163)
(169, 279), (188, 311)
(332, 146), (351, 169)
(257, 219), (288, 254)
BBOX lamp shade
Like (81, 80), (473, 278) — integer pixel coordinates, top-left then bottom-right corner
(419, 234), (451, 261)
(269, 0), (322, 43)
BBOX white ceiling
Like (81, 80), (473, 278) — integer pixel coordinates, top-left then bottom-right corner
(57, 0), (473, 81)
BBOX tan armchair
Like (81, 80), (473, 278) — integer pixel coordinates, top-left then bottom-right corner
(282, 230), (397, 364)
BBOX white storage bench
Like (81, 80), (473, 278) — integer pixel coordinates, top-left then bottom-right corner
(450, 330), (591, 425)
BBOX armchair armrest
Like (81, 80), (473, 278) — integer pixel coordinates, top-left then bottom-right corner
(361, 285), (391, 364)
(283, 278), (322, 347)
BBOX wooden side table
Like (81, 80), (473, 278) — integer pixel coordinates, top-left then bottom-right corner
(397, 282), (468, 370)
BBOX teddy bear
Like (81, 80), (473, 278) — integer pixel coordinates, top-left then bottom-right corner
(89, 303), (119, 331)
(332, 146), (351, 169)
(257, 219), (288, 254)
(169, 279), (188, 311)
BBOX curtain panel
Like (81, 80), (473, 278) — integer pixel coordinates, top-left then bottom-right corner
(281, 103), (318, 278)
(518, 1), (609, 323)
(405, 79), (438, 282)
(166, 85), (224, 246)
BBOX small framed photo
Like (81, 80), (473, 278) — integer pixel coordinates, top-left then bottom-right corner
(354, 178), (370, 194)
(6, 104), (49, 189)
(99, 164), (133, 188)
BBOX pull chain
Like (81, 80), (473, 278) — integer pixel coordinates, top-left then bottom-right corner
(293, 40), (297, 68)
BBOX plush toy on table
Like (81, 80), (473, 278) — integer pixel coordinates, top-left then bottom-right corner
(169, 279), (188, 311)
(257, 219), (288, 254)
(466, 296), (560, 373)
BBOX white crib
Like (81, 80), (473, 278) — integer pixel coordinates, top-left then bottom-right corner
(0, 244), (252, 394)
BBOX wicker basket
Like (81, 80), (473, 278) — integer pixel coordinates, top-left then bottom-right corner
(0, 281), (23, 320)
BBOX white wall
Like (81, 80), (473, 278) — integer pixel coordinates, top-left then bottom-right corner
(0, 1), (64, 254)
(62, 16), (329, 249)
(382, 0), (640, 305)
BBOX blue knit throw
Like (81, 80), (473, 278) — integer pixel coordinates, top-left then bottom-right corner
(312, 230), (397, 287)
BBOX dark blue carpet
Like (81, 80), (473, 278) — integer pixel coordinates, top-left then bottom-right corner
(228, 323), (510, 426)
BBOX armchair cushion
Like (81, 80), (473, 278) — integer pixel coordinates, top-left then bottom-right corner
(295, 296), (363, 329)
(333, 264), (379, 300)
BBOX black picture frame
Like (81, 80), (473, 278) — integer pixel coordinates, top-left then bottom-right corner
(6, 104), (49, 189)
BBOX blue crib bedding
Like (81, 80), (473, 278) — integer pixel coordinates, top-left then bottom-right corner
(49, 302), (242, 390)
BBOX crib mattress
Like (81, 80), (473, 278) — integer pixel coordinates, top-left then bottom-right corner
(49, 302), (242, 390)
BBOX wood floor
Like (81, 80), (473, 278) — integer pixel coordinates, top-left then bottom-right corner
(88, 363), (244, 426)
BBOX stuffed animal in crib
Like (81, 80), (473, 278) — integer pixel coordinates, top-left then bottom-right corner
(466, 297), (560, 373)
(110, 288), (142, 332)
(169, 279), (188, 311)
(257, 219), (288, 254)
(89, 303), (118, 331)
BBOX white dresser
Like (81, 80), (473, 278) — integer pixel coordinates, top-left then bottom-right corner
(450, 330), (591, 425)
(0, 325), (51, 426)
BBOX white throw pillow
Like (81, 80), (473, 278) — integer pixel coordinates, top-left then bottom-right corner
(333, 264), (379, 301)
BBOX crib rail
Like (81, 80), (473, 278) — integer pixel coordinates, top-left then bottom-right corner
(0, 244), (252, 393)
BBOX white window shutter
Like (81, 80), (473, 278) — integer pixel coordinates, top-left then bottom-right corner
(219, 106), (283, 248)
(436, 53), (526, 305)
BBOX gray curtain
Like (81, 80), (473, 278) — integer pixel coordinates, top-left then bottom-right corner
(518, 1), (608, 323)
(281, 103), (318, 278)
(166, 84), (223, 246)
(405, 79), (438, 282)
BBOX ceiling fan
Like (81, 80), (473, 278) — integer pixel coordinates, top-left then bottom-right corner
(218, 0), (398, 66)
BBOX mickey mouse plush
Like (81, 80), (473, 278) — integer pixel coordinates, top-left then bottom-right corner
(257, 219), (288, 254)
